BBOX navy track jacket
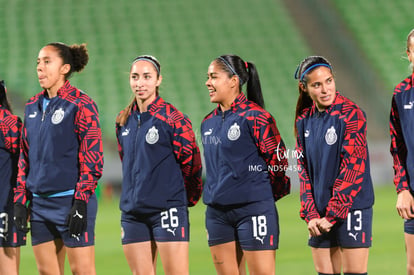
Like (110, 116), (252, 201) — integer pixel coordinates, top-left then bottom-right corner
(390, 73), (414, 193)
(0, 106), (21, 211)
(296, 92), (374, 224)
(116, 96), (202, 214)
(14, 81), (103, 205)
(201, 93), (290, 206)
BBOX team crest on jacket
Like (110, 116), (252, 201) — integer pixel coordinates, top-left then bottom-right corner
(51, 108), (65, 124)
(325, 126), (337, 145)
(227, 122), (241, 141)
(146, 126), (159, 144)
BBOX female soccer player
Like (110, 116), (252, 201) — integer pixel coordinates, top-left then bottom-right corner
(390, 28), (414, 275)
(201, 54), (290, 274)
(295, 55), (374, 275)
(0, 80), (24, 275)
(13, 42), (103, 275)
(116, 55), (202, 275)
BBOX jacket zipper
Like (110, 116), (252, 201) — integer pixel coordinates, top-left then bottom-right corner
(133, 113), (141, 168)
(39, 100), (54, 161)
(137, 114), (141, 128)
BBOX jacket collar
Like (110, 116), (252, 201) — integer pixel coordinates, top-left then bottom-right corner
(214, 92), (247, 115)
(42, 80), (74, 99)
(309, 91), (343, 116)
(131, 96), (164, 114)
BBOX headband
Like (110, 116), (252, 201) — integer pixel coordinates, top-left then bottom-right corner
(218, 57), (244, 85)
(132, 55), (160, 75)
(295, 63), (332, 82)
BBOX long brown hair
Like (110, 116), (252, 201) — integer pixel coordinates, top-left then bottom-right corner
(116, 55), (161, 126)
(293, 56), (333, 135)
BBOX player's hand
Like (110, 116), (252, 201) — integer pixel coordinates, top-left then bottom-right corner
(67, 199), (87, 238)
(307, 218), (323, 237)
(317, 217), (333, 233)
(396, 190), (414, 219)
(14, 203), (29, 233)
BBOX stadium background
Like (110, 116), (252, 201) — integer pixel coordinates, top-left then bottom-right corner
(1, 0), (413, 273)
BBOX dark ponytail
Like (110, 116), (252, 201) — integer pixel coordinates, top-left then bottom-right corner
(293, 56), (333, 135)
(216, 55), (265, 108)
(47, 42), (89, 79)
(0, 80), (12, 113)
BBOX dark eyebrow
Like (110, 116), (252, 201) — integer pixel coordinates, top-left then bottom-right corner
(38, 56), (51, 61)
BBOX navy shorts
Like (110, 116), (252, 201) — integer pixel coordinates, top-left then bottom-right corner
(121, 206), (189, 245)
(404, 218), (414, 234)
(0, 210), (26, 247)
(309, 207), (373, 248)
(205, 199), (279, 251)
(30, 194), (97, 248)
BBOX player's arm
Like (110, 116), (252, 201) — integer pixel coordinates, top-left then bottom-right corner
(390, 95), (409, 192)
(67, 101), (103, 237)
(390, 94), (414, 219)
(14, 118), (29, 233)
(115, 121), (124, 161)
(172, 114), (202, 207)
(2, 115), (22, 155)
(296, 129), (320, 223)
(253, 112), (290, 201)
(325, 108), (369, 224)
(14, 121), (29, 206)
(74, 101), (104, 202)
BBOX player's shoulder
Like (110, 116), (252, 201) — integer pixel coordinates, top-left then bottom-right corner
(296, 106), (311, 123)
(239, 100), (274, 120)
(26, 91), (43, 106)
(394, 74), (414, 96)
(156, 99), (184, 120)
(202, 109), (216, 124)
(342, 93), (363, 111)
(335, 94), (366, 123)
(70, 88), (97, 107)
(0, 107), (21, 125)
(156, 99), (195, 130)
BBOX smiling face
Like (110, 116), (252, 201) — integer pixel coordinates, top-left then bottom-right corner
(302, 66), (336, 111)
(130, 60), (162, 107)
(37, 45), (70, 96)
(205, 60), (238, 110)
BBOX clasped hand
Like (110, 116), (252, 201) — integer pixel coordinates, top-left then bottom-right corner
(307, 217), (333, 237)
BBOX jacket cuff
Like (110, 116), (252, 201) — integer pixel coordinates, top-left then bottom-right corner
(303, 211), (320, 223)
(324, 214), (337, 225)
(74, 190), (92, 203)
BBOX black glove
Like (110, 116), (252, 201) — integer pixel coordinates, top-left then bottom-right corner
(67, 199), (87, 237)
(14, 203), (29, 233)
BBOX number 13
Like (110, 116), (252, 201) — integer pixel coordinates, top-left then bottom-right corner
(347, 210), (362, 231)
